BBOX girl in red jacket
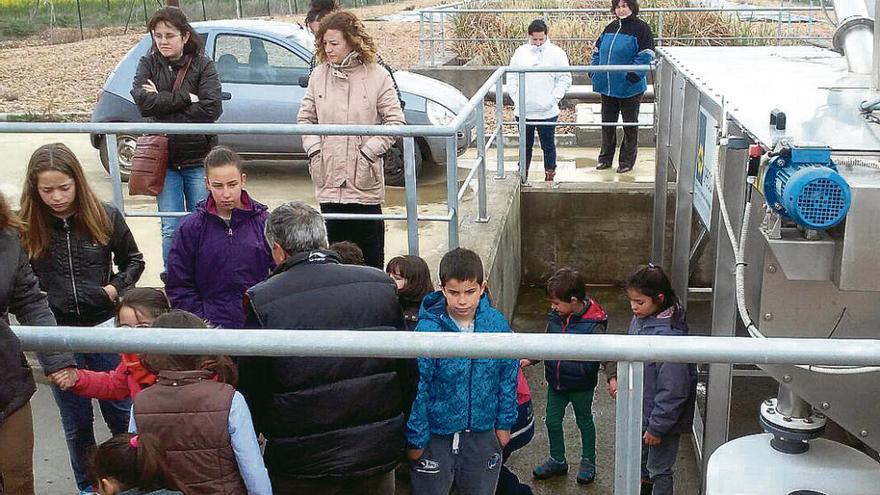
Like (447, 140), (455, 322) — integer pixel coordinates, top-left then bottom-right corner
(51, 288), (171, 400)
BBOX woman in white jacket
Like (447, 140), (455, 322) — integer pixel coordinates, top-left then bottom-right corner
(507, 19), (572, 182)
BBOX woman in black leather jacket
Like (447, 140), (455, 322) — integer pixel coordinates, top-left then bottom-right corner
(131, 6), (222, 270)
(19, 142), (145, 494)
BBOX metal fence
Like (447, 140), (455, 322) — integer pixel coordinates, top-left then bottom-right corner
(14, 324), (880, 493)
(0, 119), (483, 257)
(0, 63), (648, 256)
(418, 1), (835, 65)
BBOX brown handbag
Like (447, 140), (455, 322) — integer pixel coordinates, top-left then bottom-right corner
(128, 56), (192, 197)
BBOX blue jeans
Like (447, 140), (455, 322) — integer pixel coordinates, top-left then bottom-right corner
(49, 353), (132, 490)
(157, 166), (208, 267)
(517, 116), (558, 173)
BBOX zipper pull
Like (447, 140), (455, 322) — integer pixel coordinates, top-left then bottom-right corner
(227, 227), (233, 237)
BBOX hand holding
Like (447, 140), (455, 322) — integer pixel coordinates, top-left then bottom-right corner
(51, 367), (79, 391)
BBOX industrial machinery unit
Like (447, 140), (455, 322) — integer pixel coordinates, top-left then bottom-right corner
(653, 0), (880, 491)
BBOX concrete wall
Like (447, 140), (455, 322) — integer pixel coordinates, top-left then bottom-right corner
(459, 175), (522, 320)
(520, 182), (714, 287)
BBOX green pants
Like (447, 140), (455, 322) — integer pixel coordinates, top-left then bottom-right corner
(545, 387), (596, 463)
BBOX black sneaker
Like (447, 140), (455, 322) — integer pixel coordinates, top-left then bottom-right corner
(617, 164), (634, 174)
(596, 162), (612, 170)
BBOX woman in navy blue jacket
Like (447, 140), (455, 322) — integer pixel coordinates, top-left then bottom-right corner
(591, 0), (655, 173)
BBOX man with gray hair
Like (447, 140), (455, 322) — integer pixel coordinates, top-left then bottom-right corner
(238, 201), (417, 495)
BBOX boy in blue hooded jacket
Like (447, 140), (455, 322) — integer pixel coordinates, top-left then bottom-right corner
(405, 248), (519, 495)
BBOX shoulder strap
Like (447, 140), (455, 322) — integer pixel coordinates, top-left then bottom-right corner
(173, 55), (193, 91)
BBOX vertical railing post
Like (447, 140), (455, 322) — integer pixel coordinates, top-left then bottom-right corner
(105, 134), (125, 213)
(658, 11), (664, 46)
(518, 71), (527, 184)
(430, 12), (436, 66)
(446, 136), (460, 249)
(440, 11), (447, 60)
(495, 72), (505, 179)
(475, 104), (489, 222)
(403, 137), (420, 256)
(614, 360), (645, 495)
(418, 11), (425, 66)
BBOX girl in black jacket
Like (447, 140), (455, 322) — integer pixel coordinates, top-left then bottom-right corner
(131, 7), (222, 269)
(19, 142), (145, 494)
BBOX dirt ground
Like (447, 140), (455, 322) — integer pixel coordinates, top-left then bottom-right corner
(0, 0), (444, 116)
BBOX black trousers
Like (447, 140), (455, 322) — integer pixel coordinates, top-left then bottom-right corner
(320, 202), (385, 269)
(598, 93), (642, 168)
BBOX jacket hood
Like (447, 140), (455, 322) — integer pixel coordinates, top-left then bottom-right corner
(635, 307), (685, 336)
(419, 290), (493, 330)
(549, 297), (608, 324)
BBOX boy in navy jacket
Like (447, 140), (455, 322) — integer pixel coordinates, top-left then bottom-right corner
(523, 268), (608, 485)
(405, 248), (518, 495)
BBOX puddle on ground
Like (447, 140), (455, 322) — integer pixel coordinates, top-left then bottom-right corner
(575, 156), (598, 168)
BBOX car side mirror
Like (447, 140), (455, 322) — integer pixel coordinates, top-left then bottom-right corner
(298, 76), (310, 88)
(221, 92), (232, 101)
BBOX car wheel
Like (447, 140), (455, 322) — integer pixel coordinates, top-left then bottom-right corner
(384, 140), (423, 187)
(98, 133), (138, 182)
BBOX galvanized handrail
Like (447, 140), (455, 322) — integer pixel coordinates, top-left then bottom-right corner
(14, 325), (880, 494)
(0, 63), (651, 254)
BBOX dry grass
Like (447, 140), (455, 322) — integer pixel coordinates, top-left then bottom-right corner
(449, 0), (820, 65)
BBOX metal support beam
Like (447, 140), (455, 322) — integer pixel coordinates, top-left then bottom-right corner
(403, 137), (420, 256)
(475, 105), (489, 223)
(518, 72), (527, 184)
(495, 76), (506, 179)
(105, 134), (125, 213)
(670, 81), (701, 309)
(615, 361), (645, 494)
(446, 136), (460, 249)
(652, 59), (675, 265)
(700, 134), (749, 481)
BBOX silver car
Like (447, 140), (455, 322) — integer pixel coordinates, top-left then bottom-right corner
(90, 19), (475, 186)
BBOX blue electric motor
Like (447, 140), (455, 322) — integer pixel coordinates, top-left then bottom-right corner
(762, 146), (851, 230)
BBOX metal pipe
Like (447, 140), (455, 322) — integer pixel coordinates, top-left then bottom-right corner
(614, 361), (644, 494)
(518, 71), (527, 183)
(446, 136), (460, 249)
(775, 384), (814, 418)
(0, 122), (457, 138)
(475, 104), (488, 222)
(105, 134), (125, 213)
(832, 0), (875, 73)
(403, 137), (420, 256)
(495, 76), (506, 179)
(13, 326), (880, 365)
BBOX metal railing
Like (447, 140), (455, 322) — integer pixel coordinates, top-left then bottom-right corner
(14, 325), (880, 493)
(418, 2), (834, 65)
(0, 118), (488, 256)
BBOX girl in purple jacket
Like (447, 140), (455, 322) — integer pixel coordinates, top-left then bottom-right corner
(164, 146), (275, 329)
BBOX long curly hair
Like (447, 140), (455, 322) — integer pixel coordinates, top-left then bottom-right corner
(314, 11), (377, 65)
